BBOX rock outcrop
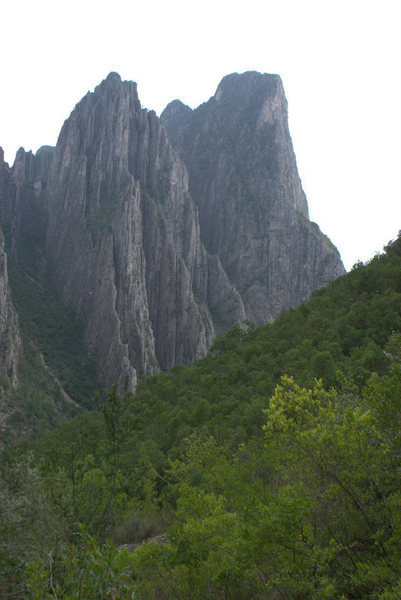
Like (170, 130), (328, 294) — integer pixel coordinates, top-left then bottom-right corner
(44, 73), (245, 387)
(0, 145), (53, 258)
(161, 71), (345, 323)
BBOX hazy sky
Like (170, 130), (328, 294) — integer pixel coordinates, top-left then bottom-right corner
(1, 0), (400, 270)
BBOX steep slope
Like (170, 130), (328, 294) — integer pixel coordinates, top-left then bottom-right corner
(161, 71), (345, 323)
(13, 236), (400, 600)
(0, 147), (101, 443)
(44, 73), (245, 387)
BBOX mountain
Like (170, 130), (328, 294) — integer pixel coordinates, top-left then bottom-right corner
(0, 71), (344, 432)
(161, 71), (345, 323)
(43, 72), (249, 387)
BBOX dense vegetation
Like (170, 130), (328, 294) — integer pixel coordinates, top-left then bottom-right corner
(4, 237), (99, 441)
(1, 234), (401, 599)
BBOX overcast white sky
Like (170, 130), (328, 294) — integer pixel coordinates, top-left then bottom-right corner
(1, 0), (400, 270)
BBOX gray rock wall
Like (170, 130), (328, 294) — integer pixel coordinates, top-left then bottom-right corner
(44, 73), (244, 386)
(161, 71), (345, 323)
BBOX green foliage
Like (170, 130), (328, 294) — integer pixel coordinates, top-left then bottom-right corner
(26, 532), (137, 600)
(3, 236), (401, 597)
(125, 235), (401, 459)
(7, 237), (99, 424)
(132, 370), (401, 599)
(0, 456), (68, 597)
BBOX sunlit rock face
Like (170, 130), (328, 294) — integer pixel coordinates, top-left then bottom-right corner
(162, 71), (345, 323)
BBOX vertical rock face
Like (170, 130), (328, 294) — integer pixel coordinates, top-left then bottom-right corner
(0, 145), (53, 257)
(161, 71), (345, 323)
(12, 145), (53, 243)
(45, 73), (245, 387)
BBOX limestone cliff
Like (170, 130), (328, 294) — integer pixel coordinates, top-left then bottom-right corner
(44, 73), (245, 387)
(161, 71), (345, 323)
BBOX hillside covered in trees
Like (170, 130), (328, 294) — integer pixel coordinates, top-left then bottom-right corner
(1, 234), (401, 599)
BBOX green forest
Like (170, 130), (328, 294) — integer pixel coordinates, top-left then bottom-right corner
(1, 234), (401, 599)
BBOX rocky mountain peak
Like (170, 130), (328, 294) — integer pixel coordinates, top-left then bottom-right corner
(11, 145), (54, 183)
(105, 71), (122, 83)
(93, 71), (138, 102)
(162, 71), (344, 323)
(41, 72), (246, 387)
(214, 70), (281, 102)
(12, 147), (29, 177)
(160, 99), (192, 127)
